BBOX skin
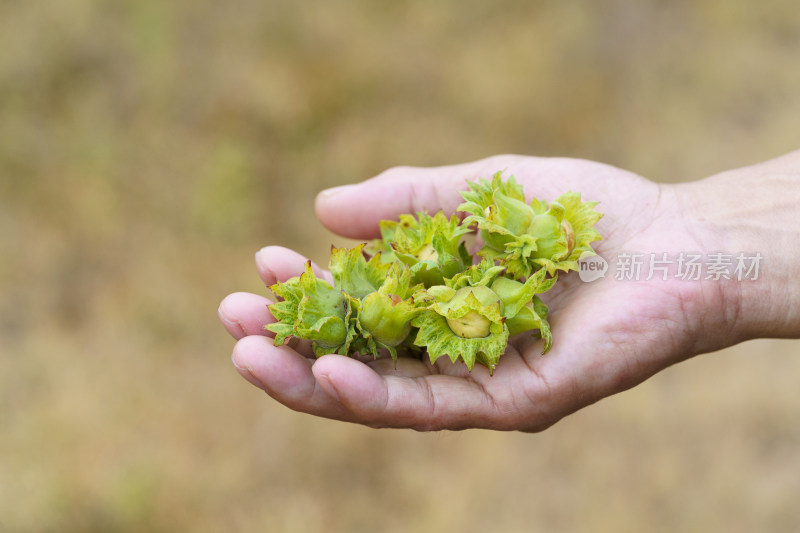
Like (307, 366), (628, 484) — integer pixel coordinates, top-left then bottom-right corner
(218, 151), (800, 431)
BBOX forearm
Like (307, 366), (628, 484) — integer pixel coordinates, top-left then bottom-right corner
(679, 151), (800, 342)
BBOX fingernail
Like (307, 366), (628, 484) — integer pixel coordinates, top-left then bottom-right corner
(254, 247), (275, 277)
(231, 353), (266, 390)
(231, 353), (248, 371)
(218, 302), (245, 336)
(255, 247), (267, 269)
(316, 373), (341, 402)
(319, 184), (355, 198)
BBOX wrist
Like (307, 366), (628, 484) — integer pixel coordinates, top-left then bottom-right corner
(677, 160), (800, 343)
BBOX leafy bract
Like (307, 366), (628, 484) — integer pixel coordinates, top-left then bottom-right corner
(330, 244), (391, 299)
(458, 171), (603, 278)
(374, 212), (472, 287)
(412, 285), (508, 373)
(266, 262), (356, 356)
(264, 172), (602, 372)
(355, 262), (424, 360)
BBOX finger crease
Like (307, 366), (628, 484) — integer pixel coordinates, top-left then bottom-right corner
(462, 372), (501, 419)
(520, 352), (553, 407)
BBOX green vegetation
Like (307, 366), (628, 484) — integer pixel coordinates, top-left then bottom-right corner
(267, 173), (600, 372)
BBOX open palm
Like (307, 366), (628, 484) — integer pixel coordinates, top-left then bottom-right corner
(219, 155), (732, 431)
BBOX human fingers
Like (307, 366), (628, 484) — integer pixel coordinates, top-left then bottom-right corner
(231, 335), (357, 421)
(314, 155), (526, 240)
(314, 155), (632, 240)
(218, 289), (316, 354)
(255, 246), (332, 286)
(310, 354), (508, 430)
(218, 292), (274, 340)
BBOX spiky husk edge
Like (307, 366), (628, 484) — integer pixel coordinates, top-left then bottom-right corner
(265, 262), (358, 357)
(412, 311), (509, 373)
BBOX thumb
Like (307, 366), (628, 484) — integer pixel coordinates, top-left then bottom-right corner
(314, 157), (516, 239)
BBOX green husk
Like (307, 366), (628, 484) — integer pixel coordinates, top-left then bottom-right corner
(458, 171), (603, 278)
(372, 212), (472, 287)
(264, 171), (601, 372)
(266, 262), (357, 356)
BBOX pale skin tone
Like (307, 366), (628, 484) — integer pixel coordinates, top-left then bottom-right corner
(218, 150), (800, 431)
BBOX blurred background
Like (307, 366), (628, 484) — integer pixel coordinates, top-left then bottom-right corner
(2, 0), (800, 531)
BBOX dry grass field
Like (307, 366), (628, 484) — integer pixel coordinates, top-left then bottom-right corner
(2, 1), (800, 531)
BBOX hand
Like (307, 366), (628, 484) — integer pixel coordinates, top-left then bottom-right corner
(218, 153), (799, 431)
